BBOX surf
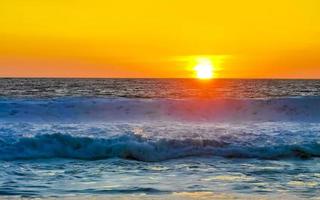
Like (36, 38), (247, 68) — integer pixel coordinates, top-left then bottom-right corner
(0, 131), (319, 161)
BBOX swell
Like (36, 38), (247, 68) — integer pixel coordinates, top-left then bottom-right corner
(1, 133), (319, 161)
(0, 97), (320, 122)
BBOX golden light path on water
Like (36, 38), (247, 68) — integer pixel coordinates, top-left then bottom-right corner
(18, 191), (296, 200)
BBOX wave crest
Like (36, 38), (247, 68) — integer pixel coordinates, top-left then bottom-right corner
(1, 133), (319, 161)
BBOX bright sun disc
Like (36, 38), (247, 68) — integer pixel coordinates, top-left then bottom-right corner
(194, 58), (214, 79)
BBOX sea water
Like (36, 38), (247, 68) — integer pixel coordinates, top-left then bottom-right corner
(0, 79), (319, 199)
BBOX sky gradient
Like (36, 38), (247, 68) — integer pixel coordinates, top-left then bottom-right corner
(0, 0), (320, 78)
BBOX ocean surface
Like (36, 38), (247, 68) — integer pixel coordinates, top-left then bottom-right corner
(0, 78), (320, 199)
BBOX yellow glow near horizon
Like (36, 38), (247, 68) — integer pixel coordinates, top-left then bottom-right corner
(179, 55), (226, 79)
(194, 58), (214, 79)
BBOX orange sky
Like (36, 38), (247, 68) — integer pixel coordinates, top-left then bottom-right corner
(0, 0), (319, 78)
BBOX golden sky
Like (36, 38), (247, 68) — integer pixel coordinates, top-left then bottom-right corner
(0, 0), (319, 78)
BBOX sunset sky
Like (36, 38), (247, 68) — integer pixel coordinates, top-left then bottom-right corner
(0, 0), (319, 78)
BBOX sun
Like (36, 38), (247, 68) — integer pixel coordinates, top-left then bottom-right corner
(194, 58), (214, 79)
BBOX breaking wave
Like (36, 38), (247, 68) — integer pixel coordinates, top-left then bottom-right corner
(1, 133), (319, 161)
(1, 97), (320, 161)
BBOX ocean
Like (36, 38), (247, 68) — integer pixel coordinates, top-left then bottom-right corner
(0, 78), (319, 199)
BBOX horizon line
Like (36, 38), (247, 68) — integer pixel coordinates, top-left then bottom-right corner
(1, 77), (320, 80)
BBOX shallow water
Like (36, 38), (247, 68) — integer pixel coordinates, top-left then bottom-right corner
(1, 155), (320, 198)
(0, 79), (320, 199)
